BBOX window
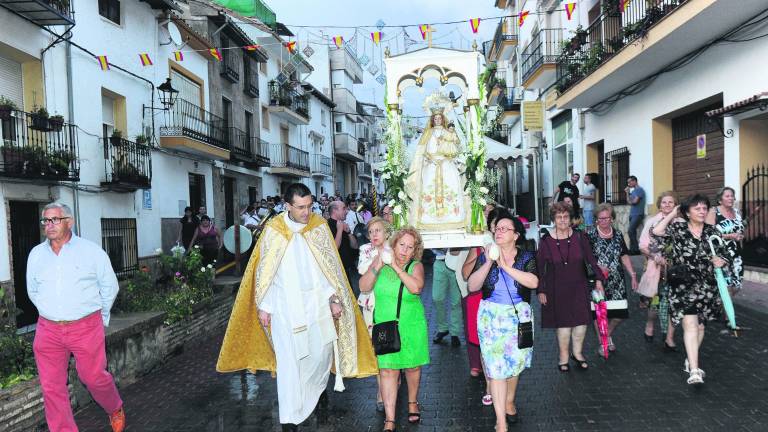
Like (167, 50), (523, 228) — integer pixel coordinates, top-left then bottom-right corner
(222, 98), (232, 128)
(261, 106), (270, 130)
(101, 218), (137, 279)
(604, 147), (631, 204)
(321, 109), (327, 126)
(170, 69), (202, 106)
(245, 110), (253, 138)
(248, 186), (259, 205)
(101, 95), (115, 139)
(98, 0), (121, 25)
(335, 121), (342, 133)
(188, 173), (206, 214)
(259, 60), (267, 74)
(552, 110), (574, 181)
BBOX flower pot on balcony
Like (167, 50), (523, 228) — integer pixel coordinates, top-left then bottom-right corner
(49, 116), (64, 132)
(0, 107), (12, 121)
(30, 114), (50, 132)
(1, 146), (25, 175)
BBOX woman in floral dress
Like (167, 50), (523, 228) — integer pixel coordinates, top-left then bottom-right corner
(706, 186), (744, 294)
(652, 194), (729, 385)
(586, 203), (638, 352)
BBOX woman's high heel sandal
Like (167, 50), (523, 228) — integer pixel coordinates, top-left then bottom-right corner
(383, 419), (396, 432)
(407, 401), (421, 424)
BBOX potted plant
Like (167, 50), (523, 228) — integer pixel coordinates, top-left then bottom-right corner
(49, 114), (65, 132)
(48, 149), (74, 178)
(110, 129), (123, 146)
(22, 146), (48, 177)
(602, 0), (621, 15)
(1, 145), (25, 175)
(135, 134), (149, 146)
(608, 35), (625, 52)
(575, 25), (588, 45)
(30, 106), (50, 131)
(0, 96), (18, 121)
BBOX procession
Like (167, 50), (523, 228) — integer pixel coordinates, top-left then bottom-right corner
(1, 0), (767, 431)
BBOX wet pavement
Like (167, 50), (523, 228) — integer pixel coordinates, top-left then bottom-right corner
(73, 261), (768, 431)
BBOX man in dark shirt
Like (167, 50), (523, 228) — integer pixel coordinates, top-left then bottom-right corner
(555, 173), (581, 216)
(327, 201), (359, 293)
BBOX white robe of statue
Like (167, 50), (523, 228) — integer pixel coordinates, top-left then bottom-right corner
(407, 113), (469, 230)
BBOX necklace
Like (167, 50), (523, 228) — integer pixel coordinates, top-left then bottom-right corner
(597, 225), (613, 238)
(554, 228), (572, 266)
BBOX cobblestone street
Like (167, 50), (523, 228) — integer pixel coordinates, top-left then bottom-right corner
(73, 262), (768, 432)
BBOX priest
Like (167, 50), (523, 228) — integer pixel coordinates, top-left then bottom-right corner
(217, 183), (377, 431)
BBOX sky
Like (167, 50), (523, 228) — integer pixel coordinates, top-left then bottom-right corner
(268, 0), (504, 116)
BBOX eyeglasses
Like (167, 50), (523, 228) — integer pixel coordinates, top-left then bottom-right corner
(492, 226), (515, 234)
(597, 217), (612, 221)
(40, 217), (71, 226)
(368, 228), (384, 235)
(382, 211), (392, 216)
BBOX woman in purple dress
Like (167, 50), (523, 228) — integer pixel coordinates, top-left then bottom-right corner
(537, 202), (605, 372)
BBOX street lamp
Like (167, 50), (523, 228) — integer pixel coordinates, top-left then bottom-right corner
(157, 78), (179, 110)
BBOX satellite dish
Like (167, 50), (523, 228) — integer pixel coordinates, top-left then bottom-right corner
(223, 225), (253, 254)
(167, 22), (182, 46)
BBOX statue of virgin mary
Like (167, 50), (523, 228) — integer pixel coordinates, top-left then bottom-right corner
(406, 101), (470, 231)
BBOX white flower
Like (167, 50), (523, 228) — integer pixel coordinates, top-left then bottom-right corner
(479, 186), (489, 194)
(488, 243), (500, 261)
(478, 198), (487, 206)
(154, 247), (163, 254)
(200, 267), (206, 272)
(393, 205), (403, 215)
(207, 264), (213, 269)
(388, 199), (396, 207)
(381, 172), (391, 180)
(397, 191), (406, 200)
(194, 245), (200, 249)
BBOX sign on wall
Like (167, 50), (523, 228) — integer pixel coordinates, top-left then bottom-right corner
(142, 190), (152, 209)
(696, 134), (706, 159)
(522, 101), (544, 131)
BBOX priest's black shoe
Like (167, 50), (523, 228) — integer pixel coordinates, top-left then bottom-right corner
(281, 424), (298, 432)
(433, 331), (449, 344)
(451, 336), (461, 347)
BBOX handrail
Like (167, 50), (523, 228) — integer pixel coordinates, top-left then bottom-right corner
(160, 98), (229, 150)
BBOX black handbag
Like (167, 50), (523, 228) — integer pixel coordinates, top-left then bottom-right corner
(666, 264), (689, 286)
(500, 265), (534, 349)
(352, 212), (370, 246)
(579, 232), (598, 289)
(371, 261), (413, 355)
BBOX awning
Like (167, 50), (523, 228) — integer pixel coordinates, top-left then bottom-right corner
(706, 92), (768, 118)
(484, 137), (534, 162)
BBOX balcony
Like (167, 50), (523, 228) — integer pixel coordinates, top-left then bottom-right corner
(357, 161), (372, 180)
(0, 109), (79, 181)
(102, 137), (151, 191)
(486, 68), (507, 105)
(311, 154), (332, 177)
(485, 123), (510, 143)
(499, 87), (521, 119)
(555, 0), (767, 108)
(269, 143), (310, 177)
(521, 28), (564, 89)
(330, 45), (363, 84)
(159, 98), (230, 160)
(243, 59), (259, 98)
(268, 81), (310, 125)
(486, 17), (518, 62)
(334, 132), (363, 162)
(220, 49), (239, 83)
(358, 139), (367, 157)
(0, 0), (75, 26)
(333, 87), (359, 122)
(225, 129), (270, 168)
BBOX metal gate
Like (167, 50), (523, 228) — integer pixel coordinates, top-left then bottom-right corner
(9, 201), (41, 327)
(742, 165), (768, 268)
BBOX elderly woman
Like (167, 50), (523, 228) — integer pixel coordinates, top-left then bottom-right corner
(705, 187), (744, 295)
(638, 191), (681, 350)
(360, 227), (428, 431)
(586, 204), (638, 353)
(652, 194), (729, 385)
(356, 216), (391, 412)
(467, 210), (537, 431)
(537, 202), (605, 372)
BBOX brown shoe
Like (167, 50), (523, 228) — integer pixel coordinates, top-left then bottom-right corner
(109, 407), (125, 432)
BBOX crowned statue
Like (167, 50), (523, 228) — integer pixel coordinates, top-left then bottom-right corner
(406, 92), (471, 231)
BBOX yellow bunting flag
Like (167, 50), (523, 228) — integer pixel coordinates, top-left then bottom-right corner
(173, 51), (184, 61)
(285, 41), (296, 53)
(138, 53), (152, 67)
(470, 18), (481, 33)
(518, 11), (530, 27)
(209, 48), (222, 61)
(333, 36), (344, 48)
(96, 55), (109, 71)
(620, 0), (630, 12)
(371, 31), (381, 44)
(565, 3), (577, 20)
(419, 24), (430, 40)
(244, 45), (259, 51)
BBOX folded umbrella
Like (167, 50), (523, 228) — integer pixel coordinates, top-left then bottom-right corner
(708, 235), (737, 334)
(592, 290), (609, 359)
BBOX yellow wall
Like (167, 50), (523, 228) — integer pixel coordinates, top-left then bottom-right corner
(739, 119), (768, 186)
(651, 119), (674, 213)
(21, 61), (44, 112)
(586, 141), (600, 173)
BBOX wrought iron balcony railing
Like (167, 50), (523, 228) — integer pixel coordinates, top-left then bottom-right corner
(311, 154), (332, 176)
(226, 127), (252, 160)
(0, 108), (79, 181)
(269, 143), (310, 172)
(268, 81), (310, 120)
(220, 46), (239, 83)
(521, 28), (564, 85)
(486, 123), (510, 143)
(358, 140), (366, 157)
(357, 161), (372, 177)
(253, 137), (270, 166)
(160, 98), (229, 151)
(0, 0), (75, 26)
(103, 137), (151, 189)
(488, 17), (518, 58)
(499, 87), (520, 111)
(556, 0), (687, 94)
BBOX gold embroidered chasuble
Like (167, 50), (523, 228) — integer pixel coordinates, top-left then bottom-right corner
(216, 213), (378, 379)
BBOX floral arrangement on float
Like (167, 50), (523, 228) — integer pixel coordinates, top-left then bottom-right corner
(460, 74), (490, 233)
(380, 90), (410, 229)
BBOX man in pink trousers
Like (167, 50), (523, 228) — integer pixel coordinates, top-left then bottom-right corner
(27, 202), (125, 432)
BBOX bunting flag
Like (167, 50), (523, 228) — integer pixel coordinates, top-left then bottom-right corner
(209, 48), (222, 61)
(518, 10), (530, 27)
(371, 31), (381, 44)
(470, 18), (481, 33)
(138, 53), (153, 67)
(285, 41), (296, 53)
(333, 36), (344, 48)
(243, 44), (259, 51)
(419, 24), (430, 40)
(173, 51), (184, 61)
(96, 55), (109, 71)
(565, 3), (577, 20)
(620, 0), (630, 12)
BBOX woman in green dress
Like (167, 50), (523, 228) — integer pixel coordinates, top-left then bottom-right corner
(360, 227), (429, 432)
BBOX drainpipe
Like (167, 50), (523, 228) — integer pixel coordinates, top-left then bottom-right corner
(66, 39), (80, 236)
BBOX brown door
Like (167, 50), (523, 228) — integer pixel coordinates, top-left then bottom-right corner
(672, 106), (724, 201)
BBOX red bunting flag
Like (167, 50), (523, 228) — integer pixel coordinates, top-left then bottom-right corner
(620, 0), (630, 12)
(173, 51), (184, 61)
(518, 11), (530, 27)
(96, 55), (109, 71)
(371, 31), (382, 44)
(285, 41), (296, 53)
(138, 53), (153, 67)
(470, 18), (481, 33)
(209, 48), (222, 61)
(419, 24), (430, 40)
(243, 45), (259, 51)
(565, 3), (577, 20)
(333, 36), (344, 48)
